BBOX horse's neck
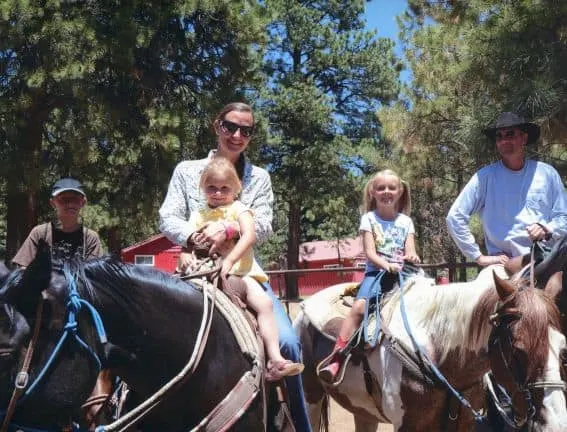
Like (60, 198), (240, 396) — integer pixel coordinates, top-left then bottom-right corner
(386, 270), (499, 364)
(89, 271), (202, 349)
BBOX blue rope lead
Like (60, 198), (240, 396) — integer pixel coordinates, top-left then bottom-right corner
(20, 267), (107, 402)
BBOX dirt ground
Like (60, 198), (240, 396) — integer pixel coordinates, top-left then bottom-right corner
(287, 301), (393, 432)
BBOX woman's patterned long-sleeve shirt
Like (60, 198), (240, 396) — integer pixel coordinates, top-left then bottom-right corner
(159, 151), (274, 247)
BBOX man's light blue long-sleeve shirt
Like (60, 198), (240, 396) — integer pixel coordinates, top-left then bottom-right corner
(446, 160), (567, 260)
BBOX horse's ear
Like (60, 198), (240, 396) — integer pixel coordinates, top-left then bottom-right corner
(0, 262), (9, 281)
(4, 240), (52, 317)
(493, 271), (515, 300)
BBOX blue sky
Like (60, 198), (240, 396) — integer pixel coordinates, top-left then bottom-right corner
(364, 0), (410, 82)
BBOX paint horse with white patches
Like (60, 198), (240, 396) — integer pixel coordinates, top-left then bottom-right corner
(294, 266), (567, 431)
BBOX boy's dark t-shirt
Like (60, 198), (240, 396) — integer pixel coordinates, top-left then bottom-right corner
(51, 226), (86, 261)
(12, 222), (102, 267)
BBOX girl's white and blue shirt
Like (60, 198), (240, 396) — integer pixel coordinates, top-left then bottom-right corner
(359, 211), (415, 273)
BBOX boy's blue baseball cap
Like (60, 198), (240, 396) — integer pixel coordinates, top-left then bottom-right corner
(51, 178), (86, 197)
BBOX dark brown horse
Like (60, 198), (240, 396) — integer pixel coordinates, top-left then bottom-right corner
(294, 266), (567, 431)
(0, 243), (267, 431)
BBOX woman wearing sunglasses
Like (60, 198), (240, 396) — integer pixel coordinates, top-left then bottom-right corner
(159, 102), (312, 432)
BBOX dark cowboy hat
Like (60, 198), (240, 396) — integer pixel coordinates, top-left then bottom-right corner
(483, 112), (540, 144)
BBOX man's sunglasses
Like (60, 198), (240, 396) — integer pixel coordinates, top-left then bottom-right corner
(220, 120), (255, 138)
(495, 128), (524, 140)
(55, 195), (84, 204)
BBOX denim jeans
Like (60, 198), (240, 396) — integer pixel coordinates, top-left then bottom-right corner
(263, 282), (312, 432)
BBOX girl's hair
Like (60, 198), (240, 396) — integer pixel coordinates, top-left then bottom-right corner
(199, 156), (242, 197)
(362, 169), (412, 215)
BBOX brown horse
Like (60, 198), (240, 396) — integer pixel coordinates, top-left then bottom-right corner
(294, 266), (567, 431)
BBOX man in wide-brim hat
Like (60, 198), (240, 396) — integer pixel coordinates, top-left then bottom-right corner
(482, 111), (540, 145)
(446, 111), (567, 270)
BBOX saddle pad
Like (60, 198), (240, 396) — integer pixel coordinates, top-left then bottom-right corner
(302, 275), (435, 343)
(190, 278), (260, 359)
(301, 282), (381, 342)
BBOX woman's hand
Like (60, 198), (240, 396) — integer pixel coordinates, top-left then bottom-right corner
(194, 221), (227, 255)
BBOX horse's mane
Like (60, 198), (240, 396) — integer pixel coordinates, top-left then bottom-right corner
(0, 267), (24, 293)
(61, 257), (198, 312)
(383, 266), (560, 372)
(382, 266), (500, 364)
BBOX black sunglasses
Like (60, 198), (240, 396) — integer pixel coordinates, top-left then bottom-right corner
(495, 128), (523, 140)
(220, 120), (255, 138)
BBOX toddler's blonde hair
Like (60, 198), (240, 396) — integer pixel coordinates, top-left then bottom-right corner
(200, 156), (242, 197)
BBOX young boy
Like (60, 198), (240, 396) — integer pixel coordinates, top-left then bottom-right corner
(12, 177), (102, 267)
(12, 178), (108, 429)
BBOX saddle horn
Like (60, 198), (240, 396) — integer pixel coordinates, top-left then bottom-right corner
(533, 235), (567, 287)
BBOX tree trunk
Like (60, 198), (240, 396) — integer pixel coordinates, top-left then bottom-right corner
(456, 167), (468, 282)
(5, 103), (47, 263)
(106, 226), (122, 257)
(5, 187), (36, 263)
(285, 198), (301, 299)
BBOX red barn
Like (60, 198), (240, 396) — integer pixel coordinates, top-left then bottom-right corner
(120, 234), (366, 297)
(120, 234), (180, 272)
(294, 237), (365, 296)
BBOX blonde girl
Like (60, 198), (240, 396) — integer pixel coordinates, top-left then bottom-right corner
(180, 156), (304, 381)
(319, 169), (420, 383)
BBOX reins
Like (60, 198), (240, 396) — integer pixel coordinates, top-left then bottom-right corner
(0, 300), (44, 432)
(397, 274), (488, 425)
(95, 259), (223, 432)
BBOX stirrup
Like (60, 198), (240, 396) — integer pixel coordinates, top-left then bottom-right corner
(316, 349), (352, 387)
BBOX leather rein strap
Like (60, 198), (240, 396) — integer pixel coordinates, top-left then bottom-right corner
(96, 261), (222, 432)
(98, 258), (265, 432)
(1, 299), (44, 432)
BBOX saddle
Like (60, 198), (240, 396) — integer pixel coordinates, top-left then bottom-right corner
(309, 283), (385, 387)
(181, 246), (296, 431)
(308, 275), (439, 389)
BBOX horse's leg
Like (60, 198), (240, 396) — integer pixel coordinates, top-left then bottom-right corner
(294, 311), (331, 430)
(353, 417), (379, 432)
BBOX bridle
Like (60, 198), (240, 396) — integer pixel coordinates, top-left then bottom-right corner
(487, 291), (567, 430)
(0, 266), (107, 432)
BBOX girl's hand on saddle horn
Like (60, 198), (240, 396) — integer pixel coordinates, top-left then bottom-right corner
(177, 251), (197, 274)
(387, 262), (403, 273)
(220, 258), (235, 280)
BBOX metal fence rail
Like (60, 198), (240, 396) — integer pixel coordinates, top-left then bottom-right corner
(266, 261), (481, 307)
